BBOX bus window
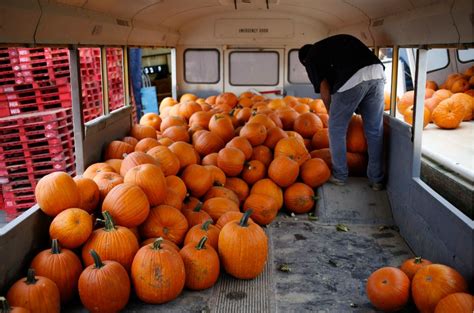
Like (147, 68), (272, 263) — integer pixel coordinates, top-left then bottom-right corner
(106, 48), (125, 113)
(288, 49), (310, 84)
(184, 49), (220, 84)
(457, 48), (474, 63)
(229, 51), (279, 86)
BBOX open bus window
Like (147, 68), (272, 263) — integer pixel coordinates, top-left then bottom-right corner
(229, 51), (279, 86)
(184, 49), (219, 84)
(288, 49), (310, 84)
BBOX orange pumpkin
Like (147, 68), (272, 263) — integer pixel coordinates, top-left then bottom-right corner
(30, 239), (83, 303)
(124, 164), (167, 206)
(268, 156), (299, 187)
(248, 114), (276, 130)
(104, 140), (134, 160)
(208, 114), (235, 143)
(225, 136), (253, 160)
(131, 238), (185, 303)
(400, 256), (433, 280)
(122, 136), (138, 149)
(102, 183), (150, 228)
(251, 145), (273, 167)
(160, 116), (187, 132)
(432, 98), (466, 129)
(82, 211), (139, 271)
(224, 177), (249, 204)
(203, 186), (240, 205)
(218, 210), (268, 279)
(83, 162), (116, 179)
(139, 205), (189, 245)
(189, 111), (213, 129)
(346, 115), (368, 153)
(397, 90), (415, 114)
(284, 183), (317, 214)
(168, 142), (199, 169)
(192, 130), (225, 156)
(161, 188), (182, 211)
(239, 122), (267, 146)
(184, 220), (220, 251)
(7, 269), (60, 313)
(241, 160), (266, 185)
(140, 112), (162, 130)
(0, 297), (29, 313)
(403, 105), (431, 128)
(162, 125), (190, 143)
(250, 178), (283, 210)
(412, 264), (468, 313)
(134, 138), (160, 153)
(202, 197), (240, 222)
(120, 151), (160, 176)
(181, 164), (213, 197)
(276, 107), (299, 130)
(49, 208), (93, 249)
(434, 293), (474, 313)
(178, 100), (202, 120)
(93, 172), (124, 202)
(147, 145), (180, 176)
(242, 194), (278, 225)
(180, 237), (220, 290)
(217, 147), (245, 177)
(366, 267), (410, 312)
(293, 112), (324, 138)
(78, 250), (130, 313)
(263, 126), (289, 150)
(35, 172), (80, 217)
(300, 158), (331, 187)
(311, 128), (329, 150)
(216, 211), (255, 230)
(74, 177), (100, 213)
(164, 175), (187, 201)
(450, 92), (473, 121)
(182, 202), (212, 227)
(204, 165), (226, 186)
(130, 124), (156, 140)
(104, 158), (122, 173)
(201, 152), (218, 166)
(274, 137), (310, 166)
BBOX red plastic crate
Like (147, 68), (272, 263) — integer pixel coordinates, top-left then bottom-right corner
(0, 155), (75, 178)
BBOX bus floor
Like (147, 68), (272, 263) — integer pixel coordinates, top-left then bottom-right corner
(64, 177), (416, 313)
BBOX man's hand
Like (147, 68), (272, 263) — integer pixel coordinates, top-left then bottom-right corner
(320, 79), (331, 112)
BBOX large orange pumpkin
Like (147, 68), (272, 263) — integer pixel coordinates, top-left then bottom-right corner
(242, 194), (278, 225)
(131, 238), (186, 304)
(82, 211), (139, 271)
(124, 164), (167, 206)
(78, 250), (130, 313)
(403, 105), (431, 128)
(412, 264), (468, 313)
(346, 115), (368, 153)
(208, 114), (235, 143)
(161, 125), (190, 143)
(218, 210), (268, 279)
(434, 293), (474, 313)
(130, 124), (156, 140)
(49, 208), (93, 249)
(239, 122), (267, 146)
(204, 186), (240, 205)
(241, 160), (266, 185)
(182, 202), (212, 227)
(274, 137), (310, 166)
(192, 130), (225, 157)
(217, 147), (245, 177)
(83, 163), (115, 179)
(202, 197), (240, 222)
(251, 145), (273, 167)
(180, 237), (220, 290)
(226, 136), (253, 160)
(139, 205), (189, 245)
(366, 267), (410, 312)
(184, 220), (220, 251)
(181, 164), (213, 198)
(104, 140), (134, 160)
(250, 178), (283, 210)
(215, 211), (255, 230)
(134, 138), (160, 153)
(311, 128), (329, 150)
(35, 172), (80, 217)
(224, 177), (249, 204)
(93, 172), (124, 202)
(122, 136), (138, 149)
(293, 112), (324, 138)
(120, 151), (160, 176)
(168, 141), (199, 169)
(147, 145), (180, 176)
(104, 158), (122, 173)
(450, 92), (473, 121)
(140, 112), (162, 130)
(7, 269), (60, 313)
(400, 256), (433, 280)
(264, 126), (289, 150)
(268, 156), (299, 187)
(431, 98), (466, 129)
(283, 183), (317, 214)
(74, 177), (100, 213)
(30, 239), (83, 303)
(102, 183), (150, 228)
(300, 158), (331, 187)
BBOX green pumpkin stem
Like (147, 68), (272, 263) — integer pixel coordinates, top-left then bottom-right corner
(0, 296), (11, 313)
(196, 236), (208, 250)
(51, 239), (61, 254)
(90, 249), (105, 269)
(240, 210), (252, 227)
(193, 202), (203, 212)
(228, 109), (236, 116)
(152, 237), (164, 250)
(414, 256), (423, 264)
(201, 220), (212, 231)
(26, 268), (38, 285)
(102, 211), (116, 231)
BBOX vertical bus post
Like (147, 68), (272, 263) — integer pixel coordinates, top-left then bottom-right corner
(123, 47), (130, 107)
(101, 47), (110, 115)
(171, 48), (177, 101)
(390, 45), (399, 117)
(411, 47), (428, 178)
(68, 46), (86, 174)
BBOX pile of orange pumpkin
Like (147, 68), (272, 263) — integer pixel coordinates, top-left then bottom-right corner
(367, 256), (473, 312)
(2, 91), (371, 312)
(394, 65), (474, 129)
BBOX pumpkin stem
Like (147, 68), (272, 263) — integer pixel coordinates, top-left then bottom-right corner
(414, 256), (423, 264)
(26, 268), (38, 285)
(196, 236), (208, 250)
(213, 181), (224, 187)
(152, 237), (164, 250)
(0, 296), (11, 312)
(193, 202), (203, 212)
(228, 109), (236, 116)
(102, 211), (116, 231)
(201, 220), (213, 231)
(90, 249), (105, 269)
(51, 239), (61, 254)
(240, 210), (252, 227)
(311, 195), (320, 201)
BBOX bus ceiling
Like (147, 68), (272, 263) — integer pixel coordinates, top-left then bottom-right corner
(0, 0), (472, 47)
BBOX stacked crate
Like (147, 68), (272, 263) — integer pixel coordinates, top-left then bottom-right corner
(0, 47), (75, 218)
(79, 48), (103, 122)
(106, 48), (125, 111)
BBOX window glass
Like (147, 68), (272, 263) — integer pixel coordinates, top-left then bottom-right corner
(414, 48), (449, 72)
(457, 48), (474, 63)
(288, 50), (310, 84)
(184, 49), (219, 84)
(230, 51), (278, 86)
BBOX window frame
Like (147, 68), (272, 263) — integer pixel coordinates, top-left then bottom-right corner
(229, 50), (280, 86)
(456, 48), (474, 63)
(426, 48), (450, 73)
(183, 48), (220, 84)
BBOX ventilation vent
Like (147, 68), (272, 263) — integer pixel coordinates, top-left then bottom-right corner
(116, 19), (130, 27)
(372, 19), (384, 27)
